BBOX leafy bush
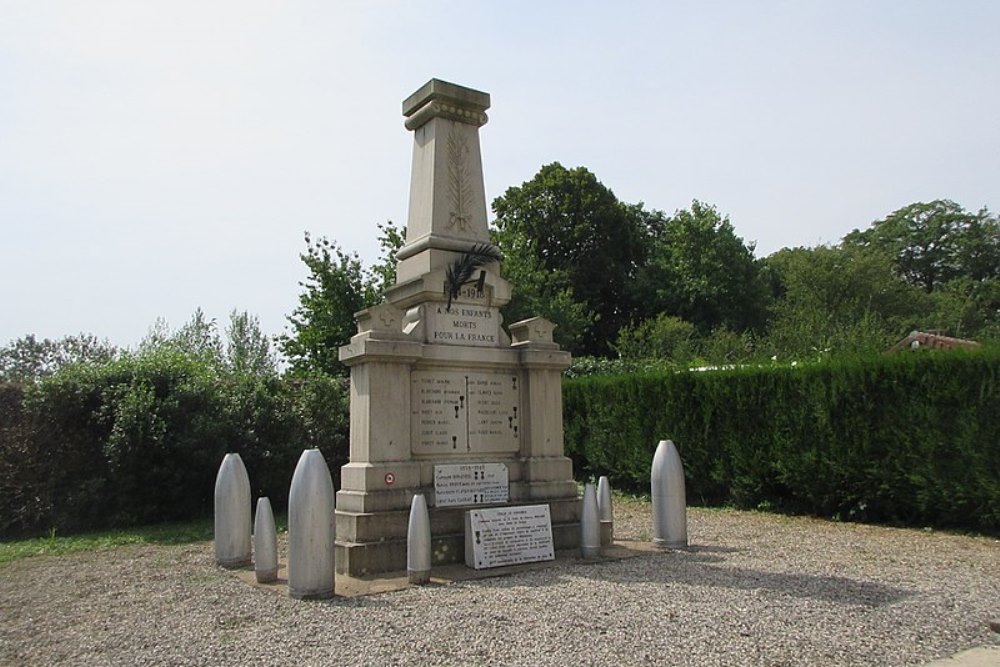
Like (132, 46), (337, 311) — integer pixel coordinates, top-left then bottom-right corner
(0, 383), (50, 533)
(615, 315), (699, 362)
(0, 352), (350, 537)
(564, 348), (1000, 532)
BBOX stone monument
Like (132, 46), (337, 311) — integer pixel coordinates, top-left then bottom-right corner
(334, 79), (580, 575)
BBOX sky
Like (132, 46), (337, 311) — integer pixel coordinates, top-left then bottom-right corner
(2, 1), (998, 350)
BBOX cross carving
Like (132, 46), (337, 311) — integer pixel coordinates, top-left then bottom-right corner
(378, 308), (397, 330)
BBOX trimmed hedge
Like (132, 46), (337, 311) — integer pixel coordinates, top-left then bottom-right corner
(0, 352), (348, 538)
(564, 349), (1000, 533)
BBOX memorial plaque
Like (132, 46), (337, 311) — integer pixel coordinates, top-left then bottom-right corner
(426, 303), (500, 347)
(411, 370), (520, 455)
(411, 373), (468, 452)
(434, 463), (509, 507)
(464, 505), (555, 569)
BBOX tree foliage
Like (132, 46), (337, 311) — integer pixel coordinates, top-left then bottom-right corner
(844, 200), (1000, 292)
(0, 333), (118, 383)
(1, 310), (349, 537)
(615, 314), (699, 362)
(280, 222), (405, 376)
(640, 200), (770, 333)
(280, 233), (376, 377)
(492, 163), (648, 356)
(763, 245), (927, 358)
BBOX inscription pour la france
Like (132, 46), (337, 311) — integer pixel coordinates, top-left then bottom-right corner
(433, 306), (496, 344)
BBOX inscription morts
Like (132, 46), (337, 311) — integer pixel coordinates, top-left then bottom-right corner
(434, 463), (509, 507)
(464, 505), (555, 569)
(411, 371), (520, 455)
(427, 304), (500, 347)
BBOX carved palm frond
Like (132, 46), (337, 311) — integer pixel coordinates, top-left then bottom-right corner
(445, 243), (503, 311)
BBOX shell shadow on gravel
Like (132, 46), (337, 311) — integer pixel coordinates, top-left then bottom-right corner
(463, 545), (914, 609)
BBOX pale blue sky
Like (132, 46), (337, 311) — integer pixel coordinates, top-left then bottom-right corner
(2, 1), (998, 349)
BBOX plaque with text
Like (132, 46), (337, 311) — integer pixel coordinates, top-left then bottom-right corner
(464, 505), (555, 569)
(434, 463), (509, 507)
(411, 370), (520, 455)
(426, 304), (500, 347)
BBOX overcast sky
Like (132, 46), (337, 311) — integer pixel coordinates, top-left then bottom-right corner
(2, 1), (998, 349)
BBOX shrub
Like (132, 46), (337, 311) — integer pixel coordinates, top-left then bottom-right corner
(1, 352), (351, 538)
(564, 348), (1000, 532)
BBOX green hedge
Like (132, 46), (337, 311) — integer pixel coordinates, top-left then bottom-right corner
(0, 352), (349, 538)
(564, 349), (1000, 532)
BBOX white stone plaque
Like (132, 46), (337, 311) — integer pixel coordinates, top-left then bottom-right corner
(464, 505), (555, 569)
(426, 303), (500, 347)
(411, 370), (520, 455)
(434, 463), (509, 507)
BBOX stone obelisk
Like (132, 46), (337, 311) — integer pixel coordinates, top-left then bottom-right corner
(335, 79), (578, 576)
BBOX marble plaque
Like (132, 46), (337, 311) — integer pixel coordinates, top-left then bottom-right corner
(426, 303), (500, 347)
(411, 370), (520, 455)
(434, 463), (509, 507)
(464, 505), (555, 569)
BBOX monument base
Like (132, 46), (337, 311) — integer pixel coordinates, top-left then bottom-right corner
(335, 496), (581, 576)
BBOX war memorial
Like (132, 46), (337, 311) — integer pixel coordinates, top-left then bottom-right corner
(333, 78), (582, 576)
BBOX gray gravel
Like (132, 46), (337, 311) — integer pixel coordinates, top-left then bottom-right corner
(2, 499), (998, 667)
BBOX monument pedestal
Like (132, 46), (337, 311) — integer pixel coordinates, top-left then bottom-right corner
(334, 79), (580, 576)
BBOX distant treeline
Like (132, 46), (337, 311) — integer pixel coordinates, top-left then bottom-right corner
(0, 313), (347, 538)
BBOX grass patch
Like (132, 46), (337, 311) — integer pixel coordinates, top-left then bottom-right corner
(1, 513), (291, 566)
(0, 517), (213, 566)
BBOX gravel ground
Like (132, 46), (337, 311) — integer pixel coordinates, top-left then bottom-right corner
(2, 499), (998, 667)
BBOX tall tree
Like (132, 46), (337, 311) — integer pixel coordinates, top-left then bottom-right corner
(225, 310), (277, 377)
(280, 223), (405, 376)
(640, 200), (770, 333)
(280, 233), (375, 376)
(492, 163), (649, 356)
(0, 334), (118, 382)
(368, 221), (406, 295)
(844, 200), (1000, 293)
(764, 244), (927, 357)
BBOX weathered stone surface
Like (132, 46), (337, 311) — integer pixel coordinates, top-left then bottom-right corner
(335, 80), (579, 576)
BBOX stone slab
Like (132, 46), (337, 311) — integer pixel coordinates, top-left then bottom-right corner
(426, 304), (501, 347)
(336, 516), (580, 577)
(410, 369), (520, 455)
(434, 462), (509, 507)
(464, 504), (555, 569)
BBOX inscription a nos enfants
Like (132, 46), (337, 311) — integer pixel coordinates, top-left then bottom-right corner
(428, 304), (499, 347)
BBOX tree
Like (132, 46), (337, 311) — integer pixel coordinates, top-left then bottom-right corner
(280, 223), (406, 376)
(368, 221), (406, 295)
(493, 250), (594, 353)
(225, 310), (277, 377)
(639, 200), (771, 334)
(844, 200), (1000, 293)
(763, 244), (927, 357)
(280, 233), (375, 376)
(0, 333), (118, 382)
(492, 163), (649, 356)
(614, 314), (699, 362)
